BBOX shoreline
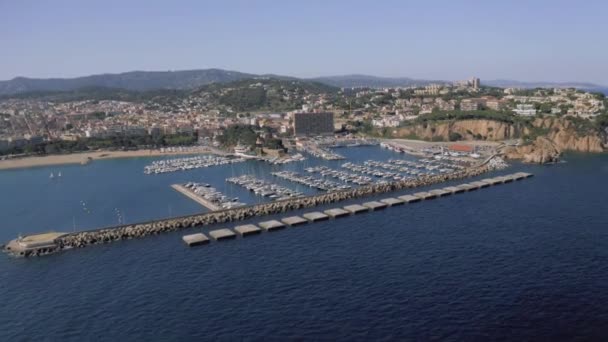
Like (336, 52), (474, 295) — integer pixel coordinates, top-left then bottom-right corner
(0, 147), (222, 171)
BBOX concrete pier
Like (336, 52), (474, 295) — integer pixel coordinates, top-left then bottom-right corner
(344, 204), (369, 214)
(258, 220), (286, 231)
(513, 172), (533, 179)
(398, 194), (421, 203)
(481, 178), (498, 185)
(443, 186), (465, 194)
(281, 216), (308, 227)
(171, 184), (221, 211)
(324, 208), (350, 218)
(429, 189), (451, 197)
(457, 183), (477, 192)
(182, 233), (209, 247)
(470, 181), (490, 188)
(363, 201), (388, 211)
(234, 224), (262, 237)
(413, 192), (437, 200)
(303, 212), (329, 222)
(380, 197), (404, 206)
(3, 232), (66, 257)
(209, 229), (237, 241)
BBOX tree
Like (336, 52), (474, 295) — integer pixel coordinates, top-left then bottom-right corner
(449, 132), (462, 141)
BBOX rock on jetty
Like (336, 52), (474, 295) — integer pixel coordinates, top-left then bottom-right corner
(9, 164), (493, 256)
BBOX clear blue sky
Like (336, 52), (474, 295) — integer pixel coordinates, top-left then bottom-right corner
(1, 0), (607, 84)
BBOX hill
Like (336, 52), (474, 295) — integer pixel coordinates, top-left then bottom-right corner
(0, 69), (255, 95)
(2, 68), (606, 96)
(191, 78), (339, 112)
(1, 78), (340, 112)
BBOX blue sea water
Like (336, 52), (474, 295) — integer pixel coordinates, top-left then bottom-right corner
(1, 148), (607, 341)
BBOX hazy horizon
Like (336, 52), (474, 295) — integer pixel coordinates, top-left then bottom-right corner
(2, 0), (607, 84)
(1, 68), (607, 87)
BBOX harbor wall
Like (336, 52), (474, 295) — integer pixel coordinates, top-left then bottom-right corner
(8, 164), (493, 256)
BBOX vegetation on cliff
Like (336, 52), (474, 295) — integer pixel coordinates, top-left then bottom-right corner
(0, 133), (198, 156)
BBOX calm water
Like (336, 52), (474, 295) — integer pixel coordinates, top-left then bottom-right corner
(1, 149), (607, 341)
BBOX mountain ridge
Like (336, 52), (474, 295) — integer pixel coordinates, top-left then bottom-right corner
(1, 69), (606, 96)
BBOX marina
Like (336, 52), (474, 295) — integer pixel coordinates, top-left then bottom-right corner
(226, 175), (303, 200)
(172, 183), (245, 211)
(305, 166), (373, 185)
(298, 141), (346, 160)
(271, 170), (351, 192)
(144, 155), (246, 174)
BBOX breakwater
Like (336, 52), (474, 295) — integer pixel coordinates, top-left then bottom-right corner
(5, 164), (494, 257)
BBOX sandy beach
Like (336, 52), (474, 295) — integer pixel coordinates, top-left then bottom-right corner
(0, 147), (221, 170)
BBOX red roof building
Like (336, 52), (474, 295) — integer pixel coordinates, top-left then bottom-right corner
(448, 144), (474, 152)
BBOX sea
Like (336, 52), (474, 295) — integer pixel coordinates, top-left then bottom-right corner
(1, 146), (607, 341)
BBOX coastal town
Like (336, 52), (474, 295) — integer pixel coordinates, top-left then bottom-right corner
(0, 77), (606, 163)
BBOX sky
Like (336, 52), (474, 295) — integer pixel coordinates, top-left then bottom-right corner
(1, 0), (607, 84)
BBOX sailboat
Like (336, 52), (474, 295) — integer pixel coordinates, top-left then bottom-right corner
(58, 172), (62, 178)
(49, 172), (54, 179)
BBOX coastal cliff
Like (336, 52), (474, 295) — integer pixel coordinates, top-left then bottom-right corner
(533, 117), (605, 152)
(503, 137), (561, 164)
(394, 119), (527, 141)
(392, 117), (606, 160)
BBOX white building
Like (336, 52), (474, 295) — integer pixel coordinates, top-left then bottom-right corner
(513, 104), (537, 116)
(372, 117), (401, 128)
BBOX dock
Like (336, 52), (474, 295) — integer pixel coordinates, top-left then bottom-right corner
(344, 204), (369, 214)
(303, 211), (329, 222)
(380, 197), (404, 206)
(182, 233), (209, 247)
(171, 184), (221, 211)
(168, 171), (539, 250)
(443, 186), (465, 194)
(362, 201), (388, 211)
(209, 229), (237, 241)
(398, 194), (421, 203)
(281, 216), (308, 227)
(3, 232), (67, 257)
(324, 208), (350, 218)
(258, 220), (286, 231)
(457, 183), (477, 192)
(234, 224), (262, 237)
(429, 189), (451, 197)
(413, 192), (437, 200)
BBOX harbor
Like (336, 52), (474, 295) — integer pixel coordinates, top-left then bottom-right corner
(226, 175), (303, 200)
(144, 155), (246, 174)
(271, 170), (351, 192)
(2, 172), (533, 256)
(1, 143), (516, 258)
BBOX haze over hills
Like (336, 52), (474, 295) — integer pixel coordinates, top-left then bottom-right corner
(0, 68), (606, 96)
(309, 75), (438, 88)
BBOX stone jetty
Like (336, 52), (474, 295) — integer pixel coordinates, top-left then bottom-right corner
(4, 165), (520, 257)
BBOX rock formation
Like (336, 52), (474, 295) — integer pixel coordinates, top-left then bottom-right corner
(393, 118), (605, 158)
(503, 137), (561, 164)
